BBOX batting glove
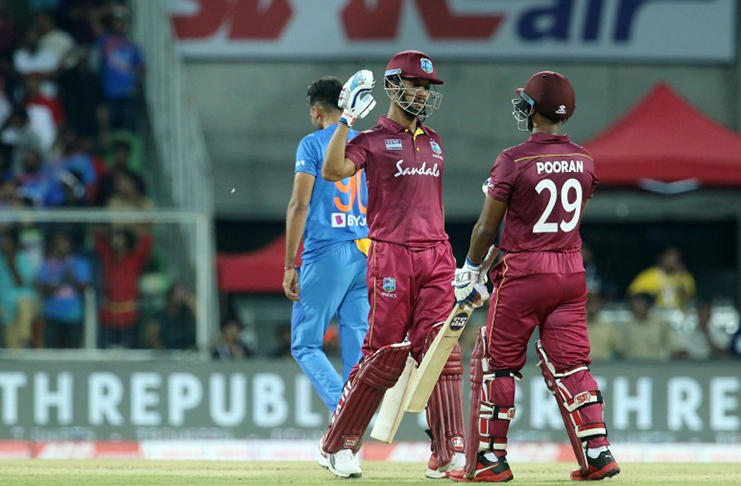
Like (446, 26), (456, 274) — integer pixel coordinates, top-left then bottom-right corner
(453, 258), (490, 308)
(339, 70), (376, 127)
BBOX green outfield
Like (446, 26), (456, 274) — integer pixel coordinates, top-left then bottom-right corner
(0, 460), (739, 485)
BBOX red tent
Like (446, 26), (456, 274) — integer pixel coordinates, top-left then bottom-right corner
(584, 83), (741, 186)
(217, 234), (299, 293)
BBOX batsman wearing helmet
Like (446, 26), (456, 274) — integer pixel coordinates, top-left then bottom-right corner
(450, 72), (620, 482)
(318, 50), (469, 479)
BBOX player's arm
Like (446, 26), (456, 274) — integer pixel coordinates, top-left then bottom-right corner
(467, 197), (508, 264)
(283, 172), (314, 301)
(322, 125), (357, 181)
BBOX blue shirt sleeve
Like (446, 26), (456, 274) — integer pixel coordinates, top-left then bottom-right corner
(295, 135), (320, 177)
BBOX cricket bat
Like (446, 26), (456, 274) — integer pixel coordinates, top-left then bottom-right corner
(403, 245), (500, 414)
(370, 355), (416, 443)
(403, 304), (474, 413)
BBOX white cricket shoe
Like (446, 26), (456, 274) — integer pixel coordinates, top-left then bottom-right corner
(327, 449), (362, 479)
(426, 452), (465, 479)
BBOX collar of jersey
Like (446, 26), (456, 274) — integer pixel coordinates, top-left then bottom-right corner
(378, 115), (429, 137)
(529, 132), (569, 143)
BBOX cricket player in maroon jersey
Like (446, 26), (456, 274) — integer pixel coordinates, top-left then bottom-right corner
(318, 50), (469, 479)
(449, 72), (620, 482)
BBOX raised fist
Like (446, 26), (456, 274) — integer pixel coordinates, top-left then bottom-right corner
(339, 70), (376, 127)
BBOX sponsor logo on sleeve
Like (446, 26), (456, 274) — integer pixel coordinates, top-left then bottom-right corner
(385, 139), (403, 150)
(295, 160), (306, 167)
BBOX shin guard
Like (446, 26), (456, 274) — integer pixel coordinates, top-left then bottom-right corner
(463, 328), (517, 478)
(322, 342), (411, 454)
(425, 323), (465, 468)
(535, 340), (607, 474)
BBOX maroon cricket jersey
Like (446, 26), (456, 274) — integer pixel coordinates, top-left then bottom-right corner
(488, 133), (597, 254)
(346, 116), (448, 248)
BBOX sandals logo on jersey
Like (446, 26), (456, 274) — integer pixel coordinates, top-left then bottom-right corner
(420, 57), (433, 74)
(385, 139), (403, 150)
(451, 436), (465, 452)
(381, 277), (397, 298)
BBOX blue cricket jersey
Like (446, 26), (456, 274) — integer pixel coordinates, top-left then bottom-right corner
(295, 124), (368, 263)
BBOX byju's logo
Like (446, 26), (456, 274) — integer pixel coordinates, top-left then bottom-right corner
(331, 213), (346, 228)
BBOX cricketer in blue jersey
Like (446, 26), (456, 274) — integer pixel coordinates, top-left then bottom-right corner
(284, 77), (369, 412)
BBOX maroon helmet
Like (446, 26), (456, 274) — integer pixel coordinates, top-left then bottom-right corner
(384, 50), (444, 85)
(515, 71), (575, 122)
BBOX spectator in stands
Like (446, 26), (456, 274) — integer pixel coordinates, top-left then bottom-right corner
(94, 225), (152, 349)
(107, 168), (150, 210)
(0, 178), (19, 208)
(58, 47), (103, 139)
(211, 316), (251, 360)
(35, 228), (91, 348)
(616, 292), (673, 361)
(62, 0), (108, 45)
(672, 300), (727, 359)
(22, 74), (63, 151)
(628, 247), (696, 309)
(585, 292), (620, 360)
(1, 106), (45, 169)
(96, 138), (144, 206)
(272, 323), (292, 358)
(144, 282), (197, 350)
(34, 9), (76, 69)
(0, 227), (39, 348)
(15, 147), (56, 207)
(13, 25), (61, 98)
(48, 128), (98, 203)
(92, 5), (145, 133)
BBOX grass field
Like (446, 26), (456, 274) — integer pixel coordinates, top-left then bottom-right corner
(0, 460), (739, 485)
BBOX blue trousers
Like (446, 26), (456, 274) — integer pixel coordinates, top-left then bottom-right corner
(291, 242), (368, 412)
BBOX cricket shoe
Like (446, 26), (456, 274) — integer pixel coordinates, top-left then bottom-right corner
(570, 449), (620, 481)
(425, 452), (465, 479)
(447, 452), (513, 482)
(317, 449), (328, 469)
(327, 449), (362, 479)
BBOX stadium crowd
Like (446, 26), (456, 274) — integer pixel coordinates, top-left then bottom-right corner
(0, 0), (202, 352)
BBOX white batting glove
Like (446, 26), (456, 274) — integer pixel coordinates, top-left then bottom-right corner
(452, 258), (490, 308)
(339, 70), (376, 127)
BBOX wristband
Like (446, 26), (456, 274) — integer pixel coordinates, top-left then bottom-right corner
(284, 265), (295, 270)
